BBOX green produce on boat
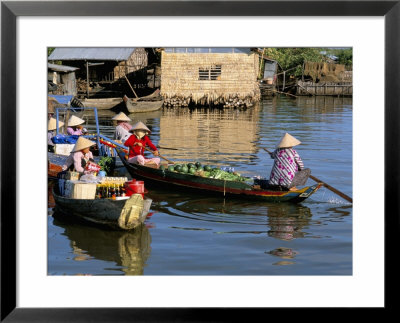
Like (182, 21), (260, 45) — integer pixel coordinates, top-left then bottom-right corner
(204, 165), (212, 171)
(189, 168), (196, 174)
(181, 166), (189, 173)
(195, 162), (202, 168)
(116, 149), (322, 203)
(168, 165), (175, 172)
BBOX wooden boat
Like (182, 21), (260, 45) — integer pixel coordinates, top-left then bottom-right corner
(52, 185), (152, 230)
(81, 97), (124, 110)
(123, 89), (164, 113)
(116, 150), (322, 203)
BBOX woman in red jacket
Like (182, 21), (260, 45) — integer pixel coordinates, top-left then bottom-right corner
(124, 121), (160, 166)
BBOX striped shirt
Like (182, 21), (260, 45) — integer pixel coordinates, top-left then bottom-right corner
(269, 148), (304, 187)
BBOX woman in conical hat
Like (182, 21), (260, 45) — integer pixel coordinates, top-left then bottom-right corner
(67, 115), (87, 136)
(112, 112), (132, 143)
(124, 121), (160, 167)
(268, 133), (310, 191)
(62, 137), (96, 174)
(48, 117), (64, 152)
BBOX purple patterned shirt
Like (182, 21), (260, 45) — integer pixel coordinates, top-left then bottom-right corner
(269, 148), (304, 187)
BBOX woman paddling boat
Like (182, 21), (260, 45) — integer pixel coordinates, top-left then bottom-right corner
(268, 133), (310, 191)
(124, 121), (160, 167)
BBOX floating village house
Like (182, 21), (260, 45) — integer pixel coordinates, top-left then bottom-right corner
(48, 47), (148, 98)
(160, 48), (264, 108)
(48, 63), (79, 96)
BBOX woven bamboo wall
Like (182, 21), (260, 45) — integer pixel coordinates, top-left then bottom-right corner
(161, 52), (261, 105)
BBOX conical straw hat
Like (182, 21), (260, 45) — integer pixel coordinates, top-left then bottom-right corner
(67, 115), (85, 127)
(276, 133), (301, 148)
(71, 137), (96, 152)
(48, 117), (64, 131)
(129, 121), (151, 133)
(112, 112), (131, 122)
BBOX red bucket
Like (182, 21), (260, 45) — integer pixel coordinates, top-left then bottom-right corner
(125, 180), (145, 196)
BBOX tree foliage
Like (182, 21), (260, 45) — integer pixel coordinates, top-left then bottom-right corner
(263, 48), (324, 77)
(335, 49), (352, 67)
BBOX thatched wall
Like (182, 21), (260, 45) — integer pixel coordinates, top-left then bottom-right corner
(161, 52), (261, 107)
(114, 48), (148, 80)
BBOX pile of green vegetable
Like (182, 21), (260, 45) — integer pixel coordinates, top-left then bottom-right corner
(160, 162), (246, 182)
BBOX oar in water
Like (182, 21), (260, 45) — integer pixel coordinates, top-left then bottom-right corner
(262, 148), (352, 203)
(143, 146), (175, 164)
(157, 146), (179, 151)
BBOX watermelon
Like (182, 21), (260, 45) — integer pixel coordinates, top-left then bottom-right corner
(195, 162), (202, 168)
(175, 165), (182, 172)
(181, 166), (189, 173)
(187, 163), (195, 169)
(197, 166), (204, 172)
(168, 165), (175, 172)
(204, 165), (212, 171)
(189, 168), (196, 174)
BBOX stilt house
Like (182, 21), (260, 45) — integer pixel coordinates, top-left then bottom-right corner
(48, 47), (148, 97)
(48, 63), (79, 96)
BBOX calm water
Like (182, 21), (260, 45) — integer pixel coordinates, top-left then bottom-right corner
(48, 96), (352, 275)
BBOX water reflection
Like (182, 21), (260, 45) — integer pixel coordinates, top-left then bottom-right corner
(158, 106), (261, 163)
(149, 189), (313, 241)
(52, 215), (151, 275)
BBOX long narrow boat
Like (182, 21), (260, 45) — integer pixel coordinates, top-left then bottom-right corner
(116, 150), (322, 203)
(123, 89), (164, 113)
(52, 185), (152, 230)
(81, 97), (124, 110)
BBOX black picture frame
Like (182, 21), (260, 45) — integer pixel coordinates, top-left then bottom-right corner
(1, 1), (397, 321)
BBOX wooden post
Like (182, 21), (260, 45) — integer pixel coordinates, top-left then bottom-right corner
(282, 71), (286, 91)
(86, 61), (89, 98)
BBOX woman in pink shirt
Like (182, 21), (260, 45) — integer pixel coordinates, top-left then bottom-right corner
(62, 137), (96, 174)
(67, 115), (87, 136)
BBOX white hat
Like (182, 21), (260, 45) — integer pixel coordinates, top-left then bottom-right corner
(276, 133), (301, 148)
(129, 121), (151, 133)
(71, 137), (96, 152)
(67, 115), (85, 127)
(112, 112), (131, 122)
(48, 117), (64, 131)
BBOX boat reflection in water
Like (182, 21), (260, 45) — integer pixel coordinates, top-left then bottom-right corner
(52, 214), (152, 275)
(266, 203), (312, 241)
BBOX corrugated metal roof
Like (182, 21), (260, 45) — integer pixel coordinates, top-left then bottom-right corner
(48, 48), (137, 61)
(48, 63), (79, 72)
(164, 48), (252, 54)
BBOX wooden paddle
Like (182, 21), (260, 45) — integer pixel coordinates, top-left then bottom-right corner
(143, 146), (175, 164)
(263, 148), (353, 203)
(157, 146), (179, 151)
